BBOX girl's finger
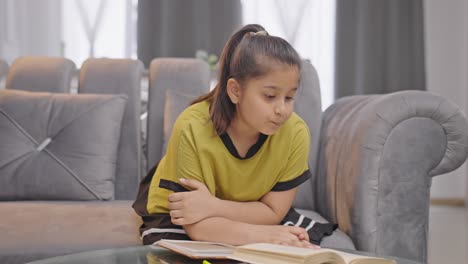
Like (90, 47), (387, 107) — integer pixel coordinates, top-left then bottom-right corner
(168, 193), (184, 202)
(169, 209), (183, 218)
(171, 217), (185, 226)
(167, 201), (183, 210)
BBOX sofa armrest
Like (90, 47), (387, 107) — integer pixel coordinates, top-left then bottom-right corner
(315, 91), (468, 263)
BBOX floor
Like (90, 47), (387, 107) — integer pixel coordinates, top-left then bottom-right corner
(428, 205), (467, 264)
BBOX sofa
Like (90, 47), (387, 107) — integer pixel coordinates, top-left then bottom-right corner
(0, 59), (8, 87)
(0, 56), (466, 264)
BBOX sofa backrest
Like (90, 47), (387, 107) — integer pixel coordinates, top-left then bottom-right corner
(146, 58), (210, 170)
(6, 56), (75, 93)
(79, 58), (144, 200)
(291, 60), (323, 211)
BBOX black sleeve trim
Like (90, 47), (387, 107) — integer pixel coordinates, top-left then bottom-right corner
(271, 170), (311, 191)
(159, 179), (190, 193)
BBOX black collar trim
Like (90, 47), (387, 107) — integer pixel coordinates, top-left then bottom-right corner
(219, 133), (268, 160)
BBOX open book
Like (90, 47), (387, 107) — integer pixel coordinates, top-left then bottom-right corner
(154, 239), (235, 259)
(154, 239), (397, 264)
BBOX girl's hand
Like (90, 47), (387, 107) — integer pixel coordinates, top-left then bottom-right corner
(168, 178), (218, 225)
(251, 225), (319, 249)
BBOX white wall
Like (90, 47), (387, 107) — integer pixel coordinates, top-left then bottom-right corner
(0, 0), (62, 63)
(424, 0), (468, 200)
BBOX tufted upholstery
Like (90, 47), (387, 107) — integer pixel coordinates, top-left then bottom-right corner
(0, 89), (127, 200)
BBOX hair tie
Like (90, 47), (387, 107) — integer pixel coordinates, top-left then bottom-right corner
(247, 30), (268, 37)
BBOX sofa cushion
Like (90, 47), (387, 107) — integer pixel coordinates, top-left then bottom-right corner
(161, 89), (198, 156)
(0, 201), (141, 263)
(0, 89), (127, 200)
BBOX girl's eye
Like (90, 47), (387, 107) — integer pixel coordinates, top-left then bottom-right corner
(286, 96), (295, 101)
(265, 94), (275, 100)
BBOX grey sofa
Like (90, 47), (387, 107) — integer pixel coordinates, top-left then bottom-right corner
(0, 59), (8, 88)
(0, 56), (466, 264)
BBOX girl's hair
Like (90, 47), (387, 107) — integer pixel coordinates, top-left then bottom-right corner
(192, 24), (302, 135)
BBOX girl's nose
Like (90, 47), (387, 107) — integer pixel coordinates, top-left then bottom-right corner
(275, 101), (285, 116)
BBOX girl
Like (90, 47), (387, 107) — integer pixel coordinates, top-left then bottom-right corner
(133, 24), (336, 248)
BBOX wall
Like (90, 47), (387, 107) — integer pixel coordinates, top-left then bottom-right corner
(424, 0), (468, 200)
(0, 0), (62, 63)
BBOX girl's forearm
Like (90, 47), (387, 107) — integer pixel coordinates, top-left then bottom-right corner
(183, 217), (259, 245)
(211, 198), (283, 225)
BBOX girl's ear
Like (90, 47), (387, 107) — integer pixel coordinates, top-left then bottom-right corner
(226, 78), (241, 104)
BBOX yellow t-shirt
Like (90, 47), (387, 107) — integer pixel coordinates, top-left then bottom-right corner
(147, 100), (311, 214)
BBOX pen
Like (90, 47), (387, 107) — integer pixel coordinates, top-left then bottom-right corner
(202, 260), (212, 264)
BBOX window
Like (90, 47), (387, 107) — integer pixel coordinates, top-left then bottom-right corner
(62, 0), (137, 67)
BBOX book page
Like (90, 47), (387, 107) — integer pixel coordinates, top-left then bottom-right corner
(155, 239), (235, 256)
(334, 250), (396, 264)
(230, 244), (345, 264)
(239, 243), (336, 257)
(166, 241), (233, 252)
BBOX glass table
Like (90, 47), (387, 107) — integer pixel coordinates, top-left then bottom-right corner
(27, 245), (422, 264)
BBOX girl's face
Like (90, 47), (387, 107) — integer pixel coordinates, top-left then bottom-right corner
(229, 63), (300, 136)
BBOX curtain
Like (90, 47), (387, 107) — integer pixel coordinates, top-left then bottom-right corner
(137, 0), (242, 67)
(334, 0), (426, 99)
